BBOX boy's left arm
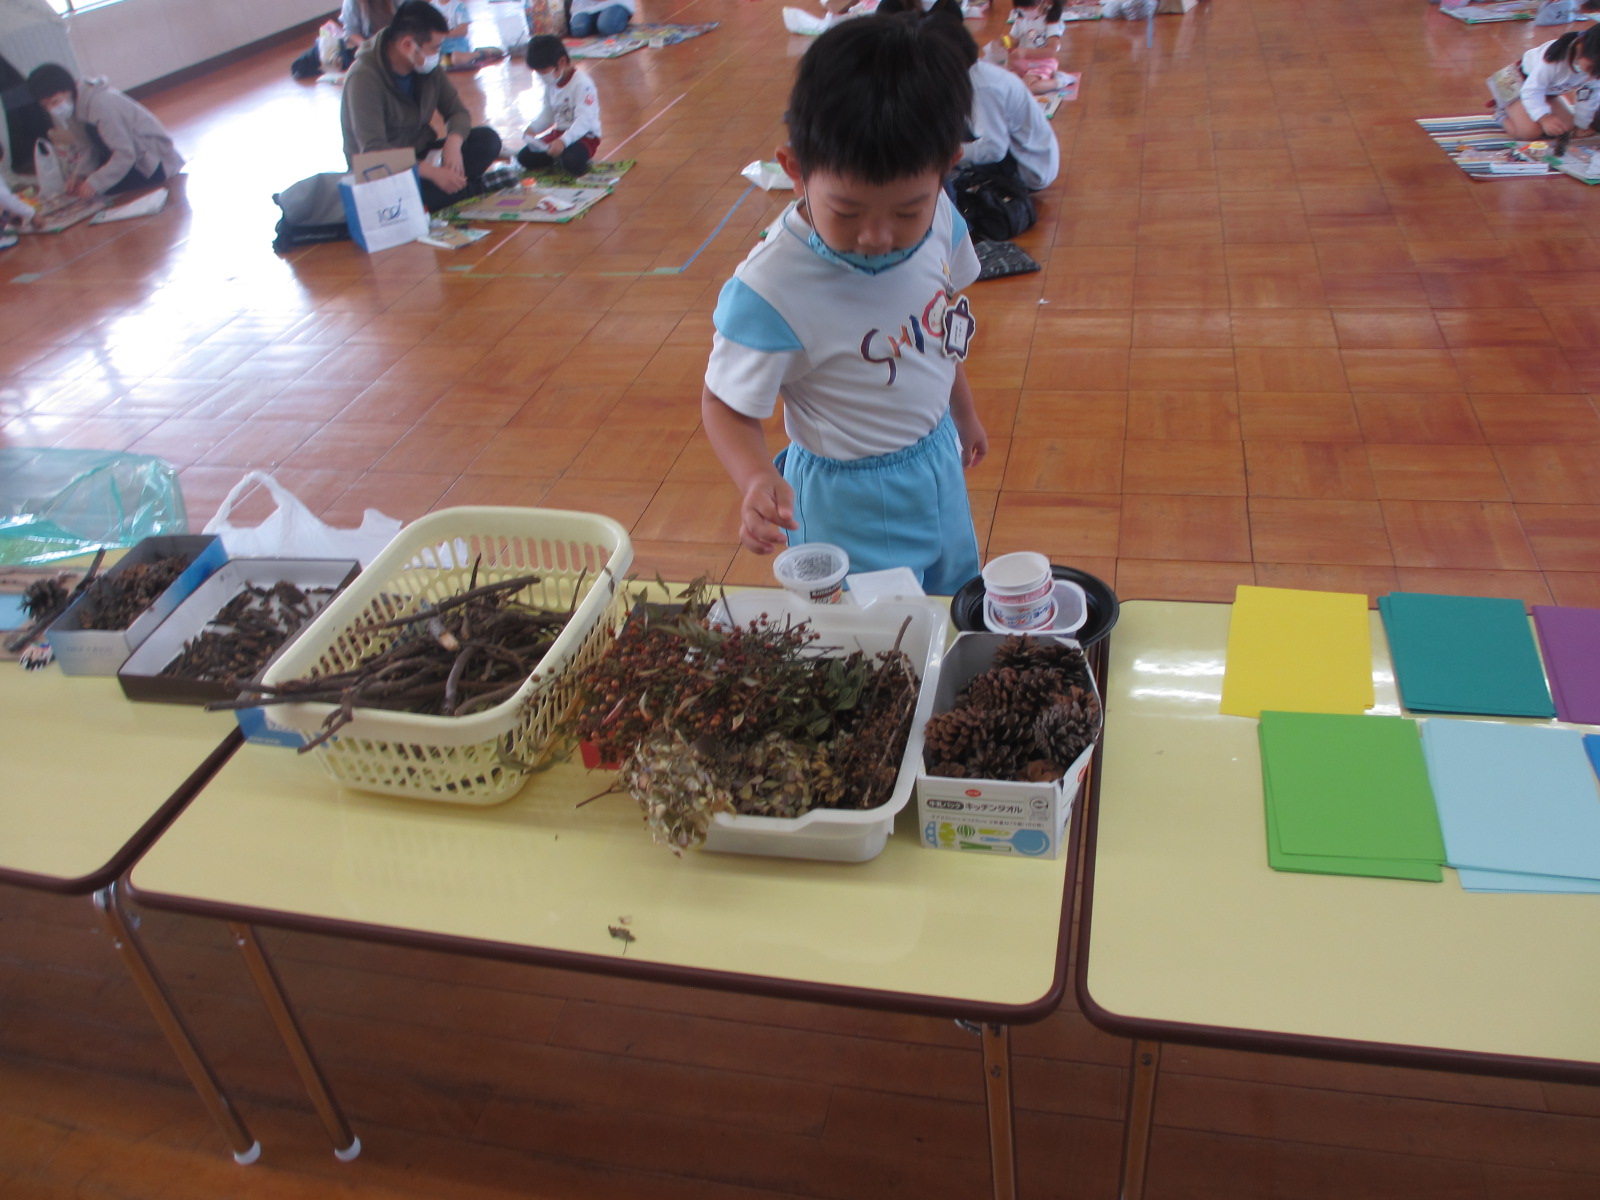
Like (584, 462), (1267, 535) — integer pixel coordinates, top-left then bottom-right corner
(950, 362), (987, 469)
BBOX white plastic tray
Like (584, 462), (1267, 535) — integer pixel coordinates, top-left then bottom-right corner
(699, 592), (946, 862)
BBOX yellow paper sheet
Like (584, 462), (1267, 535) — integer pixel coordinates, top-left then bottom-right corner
(1220, 585), (1374, 718)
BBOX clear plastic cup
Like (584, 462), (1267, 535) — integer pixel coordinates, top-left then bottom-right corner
(773, 543), (850, 604)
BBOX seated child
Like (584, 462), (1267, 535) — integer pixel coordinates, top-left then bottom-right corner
(1004, 0), (1066, 96)
(0, 179), (33, 226)
(26, 63), (183, 198)
(1488, 25), (1600, 141)
(879, 0), (1057, 190)
(1, 143), (36, 243)
(432, 0), (505, 69)
(568, 0), (634, 38)
(701, 14), (988, 595)
(517, 35), (603, 176)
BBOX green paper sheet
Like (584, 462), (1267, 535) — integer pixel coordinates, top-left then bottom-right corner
(1263, 796), (1442, 882)
(1378, 592), (1554, 719)
(1259, 711), (1445, 882)
(1221, 586), (1374, 719)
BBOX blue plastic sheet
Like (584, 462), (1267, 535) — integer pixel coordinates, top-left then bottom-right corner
(0, 448), (187, 566)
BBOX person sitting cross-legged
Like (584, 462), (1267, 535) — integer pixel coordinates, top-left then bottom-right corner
(516, 35), (603, 178)
(338, 0), (503, 210)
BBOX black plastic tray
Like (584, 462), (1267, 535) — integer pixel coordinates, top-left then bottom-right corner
(950, 564), (1119, 645)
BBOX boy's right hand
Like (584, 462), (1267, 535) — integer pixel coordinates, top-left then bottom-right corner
(739, 474), (797, 555)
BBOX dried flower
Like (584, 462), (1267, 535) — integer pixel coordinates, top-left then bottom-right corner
(560, 584), (920, 851)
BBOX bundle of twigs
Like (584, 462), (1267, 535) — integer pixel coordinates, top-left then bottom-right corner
(214, 570), (577, 752)
(160, 582), (334, 683)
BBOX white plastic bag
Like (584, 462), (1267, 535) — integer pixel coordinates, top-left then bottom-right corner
(317, 20), (345, 70)
(740, 160), (792, 190)
(34, 138), (64, 198)
(338, 166), (429, 253)
(203, 472), (400, 566)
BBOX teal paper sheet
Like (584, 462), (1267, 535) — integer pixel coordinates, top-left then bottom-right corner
(1421, 719), (1600, 889)
(1379, 592), (1554, 718)
(1259, 712), (1444, 882)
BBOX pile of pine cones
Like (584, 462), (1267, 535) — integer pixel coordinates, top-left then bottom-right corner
(923, 637), (1101, 783)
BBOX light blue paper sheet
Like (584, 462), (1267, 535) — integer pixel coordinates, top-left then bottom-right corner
(1421, 719), (1600, 882)
(1456, 867), (1600, 894)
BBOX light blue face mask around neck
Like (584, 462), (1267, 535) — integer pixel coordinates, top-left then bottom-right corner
(797, 197), (932, 275)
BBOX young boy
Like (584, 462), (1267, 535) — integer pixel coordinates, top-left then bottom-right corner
(517, 36), (602, 177)
(701, 15), (986, 595)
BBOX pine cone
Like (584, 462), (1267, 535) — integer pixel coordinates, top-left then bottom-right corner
(992, 636), (1092, 691)
(924, 641), (1101, 782)
(923, 706), (990, 765)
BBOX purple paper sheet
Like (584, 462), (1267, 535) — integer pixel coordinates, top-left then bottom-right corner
(1532, 606), (1600, 725)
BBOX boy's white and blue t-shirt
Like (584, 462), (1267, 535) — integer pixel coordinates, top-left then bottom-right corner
(705, 193), (983, 593)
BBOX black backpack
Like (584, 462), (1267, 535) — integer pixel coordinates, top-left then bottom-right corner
(950, 161), (1037, 244)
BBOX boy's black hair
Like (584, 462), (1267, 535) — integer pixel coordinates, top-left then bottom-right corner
(388, 0), (450, 43)
(786, 15), (973, 184)
(526, 34), (571, 71)
(924, 0), (980, 67)
(26, 63), (77, 103)
(1012, 0), (1065, 23)
(1545, 26), (1600, 71)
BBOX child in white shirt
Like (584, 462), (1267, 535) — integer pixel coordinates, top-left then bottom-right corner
(1, 142), (36, 233)
(432, 0), (504, 70)
(1488, 26), (1600, 141)
(1005, 0), (1066, 95)
(702, 16), (987, 594)
(517, 35), (603, 176)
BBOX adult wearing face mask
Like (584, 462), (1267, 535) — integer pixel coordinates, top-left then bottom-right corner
(339, 0), (502, 211)
(26, 63), (184, 200)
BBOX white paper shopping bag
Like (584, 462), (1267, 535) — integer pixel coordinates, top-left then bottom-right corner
(339, 163), (428, 253)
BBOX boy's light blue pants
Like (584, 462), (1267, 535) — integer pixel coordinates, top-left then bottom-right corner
(779, 411), (981, 597)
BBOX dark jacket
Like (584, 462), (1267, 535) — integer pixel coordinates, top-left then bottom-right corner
(338, 28), (471, 164)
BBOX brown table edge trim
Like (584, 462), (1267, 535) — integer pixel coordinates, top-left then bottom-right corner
(1072, 621), (1600, 1089)
(0, 727), (244, 897)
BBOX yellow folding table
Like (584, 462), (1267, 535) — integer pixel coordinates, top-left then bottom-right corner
(1081, 600), (1600, 1200)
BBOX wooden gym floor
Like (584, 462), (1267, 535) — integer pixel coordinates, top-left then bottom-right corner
(3, 0), (1599, 1196)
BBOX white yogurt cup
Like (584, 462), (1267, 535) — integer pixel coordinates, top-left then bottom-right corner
(773, 543), (850, 604)
(983, 579), (1086, 637)
(981, 551), (1055, 631)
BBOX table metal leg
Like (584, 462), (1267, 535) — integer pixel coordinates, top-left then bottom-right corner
(227, 923), (361, 1161)
(93, 884), (261, 1165)
(981, 1021), (1019, 1200)
(1119, 1040), (1161, 1200)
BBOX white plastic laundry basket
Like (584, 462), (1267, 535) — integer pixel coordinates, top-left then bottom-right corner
(260, 507), (631, 803)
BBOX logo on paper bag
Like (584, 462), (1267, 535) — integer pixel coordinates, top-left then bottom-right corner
(377, 201), (406, 226)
